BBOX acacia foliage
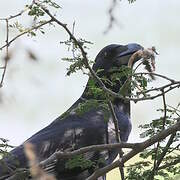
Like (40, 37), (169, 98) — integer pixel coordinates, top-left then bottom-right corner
(0, 0), (179, 180)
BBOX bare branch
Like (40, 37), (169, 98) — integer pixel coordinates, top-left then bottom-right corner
(134, 72), (175, 82)
(0, 1), (35, 21)
(151, 89), (168, 179)
(40, 142), (138, 168)
(0, 8), (28, 21)
(0, 19), (53, 51)
(107, 100), (125, 180)
(162, 90), (167, 129)
(156, 133), (176, 170)
(0, 19), (9, 87)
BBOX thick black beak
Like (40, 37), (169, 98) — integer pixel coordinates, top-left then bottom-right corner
(115, 43), (143, 66)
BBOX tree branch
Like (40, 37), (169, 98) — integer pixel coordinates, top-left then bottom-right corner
(0, 19), (9, 87)
(156, 133), (176, 170)
(0, 19), (53, 51)
(134, 72), (175, 82)
(158, 157), (180, 170)
(33, 0), (178, 104)
(0, 8), (28, 21)
(107, 100), (125, 180)
(40, 142), (138, 168)
(86, 120), (180, 180)
(151, 89), (168, 179)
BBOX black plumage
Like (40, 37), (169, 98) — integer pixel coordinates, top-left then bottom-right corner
(0, 43), (143, 180)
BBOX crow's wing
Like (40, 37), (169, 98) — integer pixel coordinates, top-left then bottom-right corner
(0, 105), (110, 179)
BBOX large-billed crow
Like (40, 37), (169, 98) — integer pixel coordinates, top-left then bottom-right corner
(0, 43), (143, 180)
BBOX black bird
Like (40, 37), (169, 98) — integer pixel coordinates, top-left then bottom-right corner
(0, 43), (143, 180)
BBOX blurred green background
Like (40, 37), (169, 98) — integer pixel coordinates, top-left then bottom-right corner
(0, 0), (180, 179)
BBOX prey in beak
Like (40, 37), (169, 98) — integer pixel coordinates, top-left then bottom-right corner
(128, 46), (158, 79)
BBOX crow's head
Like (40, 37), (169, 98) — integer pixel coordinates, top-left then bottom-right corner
(93, 43), (143, 72)
(91, 43), (143, 93)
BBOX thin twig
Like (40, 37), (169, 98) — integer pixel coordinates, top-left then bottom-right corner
(0, 9), (27, 21)
(0, 19), (9, 87)
(108, 100), (125, 180)
(156, 133), (176, 170)
(151, 141), (160, 179)
(168, 104), (180, 117)
(143, 81), (180, 94)
(0, 1), (35, 21)
(134, 72), (175, 82)
(158, 158), (180, 170)
(151, 89), (167, 179)
(162, 90), (167, 129)
(166, 143), (180, 155)
(0, 19), (53, 51)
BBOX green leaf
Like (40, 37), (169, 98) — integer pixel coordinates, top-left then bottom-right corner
(65, 155), (95, 170)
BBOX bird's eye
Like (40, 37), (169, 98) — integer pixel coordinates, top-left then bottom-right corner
(104, 52), (107, 57)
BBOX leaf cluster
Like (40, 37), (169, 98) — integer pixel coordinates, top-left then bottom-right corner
(85, 78), (105, 99)
(126, 161), (151, 180)
(27, 0), (60, 20)
(28, 5), (45, 18)
(65, 154), (95, 170)
(126, 105), (180, 179)
(61, 38), (93, 76)
(0, 138), (14, 158)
